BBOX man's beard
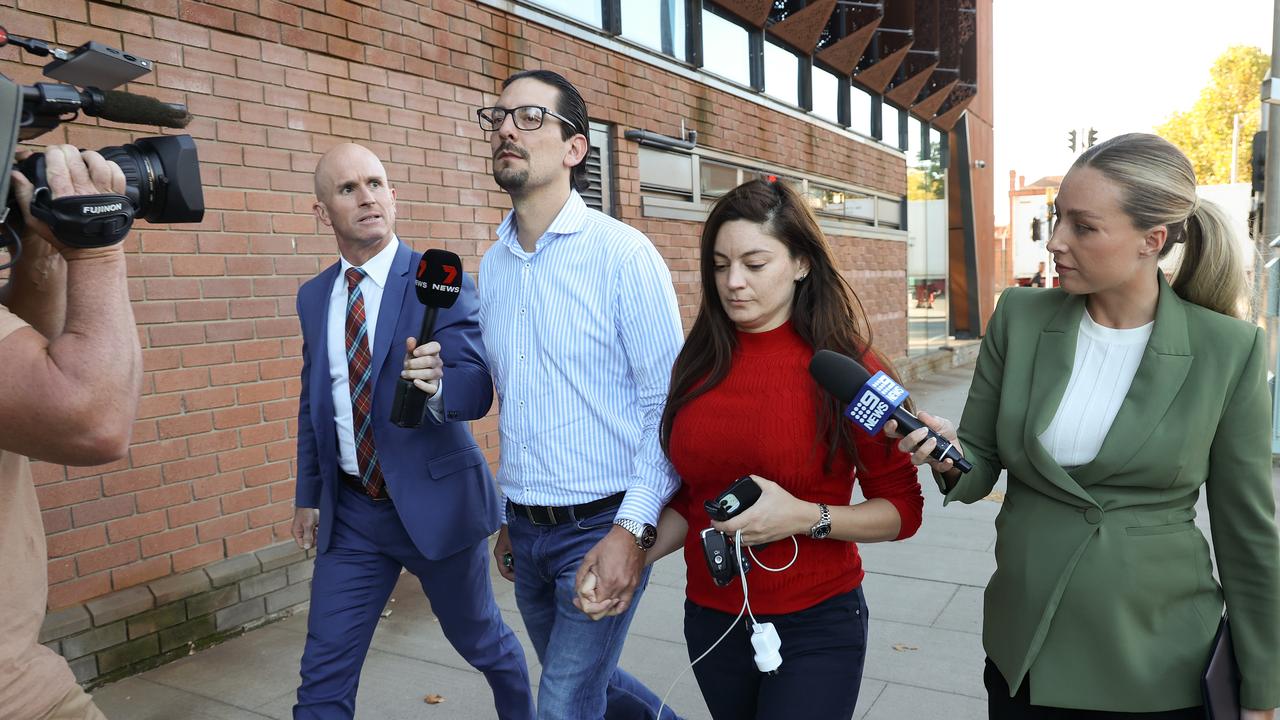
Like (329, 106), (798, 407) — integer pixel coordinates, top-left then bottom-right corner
(494, 166), (529, 192)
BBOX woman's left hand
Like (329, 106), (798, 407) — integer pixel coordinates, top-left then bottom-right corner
(711, 476), (818, 546)
(1242, 708), (1276, 720)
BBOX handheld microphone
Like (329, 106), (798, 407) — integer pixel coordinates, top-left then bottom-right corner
(390, 249), (464, 428)
(808, 349), (972, 473)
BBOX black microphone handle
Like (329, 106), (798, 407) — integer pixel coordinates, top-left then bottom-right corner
(390, 306), (442, 428)
(891, 407), (973, 473)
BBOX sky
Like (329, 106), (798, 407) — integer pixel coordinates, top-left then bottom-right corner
(992, 0), (1274, 224)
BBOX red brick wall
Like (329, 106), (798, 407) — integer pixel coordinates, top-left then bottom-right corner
(0, 0), (907, 609)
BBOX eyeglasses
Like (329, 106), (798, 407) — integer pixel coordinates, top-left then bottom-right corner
(476, 105), (580, 133)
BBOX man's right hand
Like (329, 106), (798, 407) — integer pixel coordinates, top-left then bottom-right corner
(292, 507), (319, 550)
(493, 524), (515, 582)
(9, 145), (126, 256)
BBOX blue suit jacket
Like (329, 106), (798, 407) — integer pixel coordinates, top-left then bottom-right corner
(294, 241), (501, 560)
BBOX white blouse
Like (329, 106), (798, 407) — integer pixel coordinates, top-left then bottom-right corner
(1037, 310), (1154, 467)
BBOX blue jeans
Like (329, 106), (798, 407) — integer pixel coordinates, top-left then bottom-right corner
(507, 503), (680, 720)
(683, 586), (869, 720)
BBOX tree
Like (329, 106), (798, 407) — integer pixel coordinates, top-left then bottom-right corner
(1156, 45), (1269, 186)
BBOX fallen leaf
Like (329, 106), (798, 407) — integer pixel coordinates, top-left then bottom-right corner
(983, 490), (1005, 503)
(424, 694), (446, 704)
(891, 643), (919, 652)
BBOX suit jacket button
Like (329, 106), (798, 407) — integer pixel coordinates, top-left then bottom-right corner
(1084, 507), (1103, 525)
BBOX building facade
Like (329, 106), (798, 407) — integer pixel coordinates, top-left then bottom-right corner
(0, 0), (992, 684)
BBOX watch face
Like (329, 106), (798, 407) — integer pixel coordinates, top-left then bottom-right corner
(639, 524), (657, 549)
(811, 524), (831, 540)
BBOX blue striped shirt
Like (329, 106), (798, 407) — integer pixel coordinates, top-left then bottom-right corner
(478, 191), (683, 526)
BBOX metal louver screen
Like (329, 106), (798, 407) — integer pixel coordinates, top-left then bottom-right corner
(583, 121), (612, 215)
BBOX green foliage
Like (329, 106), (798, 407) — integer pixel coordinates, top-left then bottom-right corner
(1156, 45), (1269, 185)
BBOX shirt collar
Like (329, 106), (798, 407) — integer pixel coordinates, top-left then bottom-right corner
(496, 191), (588, 257)
(339, 235), (400, 289)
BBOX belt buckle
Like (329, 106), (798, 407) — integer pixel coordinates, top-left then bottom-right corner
(525, 504), (558, 526)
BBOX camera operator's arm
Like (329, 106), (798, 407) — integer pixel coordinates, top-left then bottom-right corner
(0, 146), (140, 465)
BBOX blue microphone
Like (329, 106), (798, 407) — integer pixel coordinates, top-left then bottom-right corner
(809, 349), (972, 473)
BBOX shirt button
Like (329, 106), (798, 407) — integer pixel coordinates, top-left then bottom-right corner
(1084, 507), (1103, 525)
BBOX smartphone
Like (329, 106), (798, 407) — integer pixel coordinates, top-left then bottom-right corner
(703, 475), (762, 522)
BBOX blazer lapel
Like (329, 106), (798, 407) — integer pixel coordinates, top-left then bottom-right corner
(1022, 292), (1099, 506)
(370, 241), (411, 381)
(1070, 273), (1192, 486)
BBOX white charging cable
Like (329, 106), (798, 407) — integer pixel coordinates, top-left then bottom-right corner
(654, 530), (800, 716)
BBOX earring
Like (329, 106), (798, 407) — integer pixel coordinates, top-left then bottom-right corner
(797, 273), (808, 282)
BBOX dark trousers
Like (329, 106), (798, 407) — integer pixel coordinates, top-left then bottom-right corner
(294, 482), (534, 720)
(683, 586), (869, 720)
(985, 659), (1203, 719)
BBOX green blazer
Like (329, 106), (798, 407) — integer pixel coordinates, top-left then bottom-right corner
(945, 273), (1280, 712)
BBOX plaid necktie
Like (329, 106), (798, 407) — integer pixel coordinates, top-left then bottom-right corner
(344, 268), (385, 498)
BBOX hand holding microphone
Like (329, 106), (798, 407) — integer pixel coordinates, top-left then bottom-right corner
(808, 349), (972, 474)
(391, 249), (463, 428)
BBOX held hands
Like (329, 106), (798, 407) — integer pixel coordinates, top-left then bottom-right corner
(886, 411), (964, 475)
(401, 338), (442, 397)
(712, 475), (815, 546)
(9, 146), (126, 257)
(572, 526), (645, 620)
(573, 569), (617, 620)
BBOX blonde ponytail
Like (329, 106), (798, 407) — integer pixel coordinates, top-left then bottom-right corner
(1169, 199), (1246, 318)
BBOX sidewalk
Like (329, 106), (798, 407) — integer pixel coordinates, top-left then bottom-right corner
(86, 362), (998, 718)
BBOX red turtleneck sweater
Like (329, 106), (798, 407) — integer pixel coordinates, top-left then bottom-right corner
(668, 322), (923, 615)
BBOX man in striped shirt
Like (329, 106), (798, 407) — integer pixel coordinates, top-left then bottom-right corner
(476, 70), (684, 719)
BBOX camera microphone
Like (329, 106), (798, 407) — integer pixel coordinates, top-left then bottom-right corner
(809, 349), (972, 473)
(19, 84), (191, 130)
(390, 249), (464, 428)
(92, 89), (191, 128)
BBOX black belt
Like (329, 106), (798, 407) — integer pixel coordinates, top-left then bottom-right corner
(340, 471), (389, 501)
(509, 492), (625, 526)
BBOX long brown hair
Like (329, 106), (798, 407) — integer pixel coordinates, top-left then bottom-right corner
(660, 179), (901, 469)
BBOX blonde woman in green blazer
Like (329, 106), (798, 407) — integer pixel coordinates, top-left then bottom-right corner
(894, 134), (1279, 719)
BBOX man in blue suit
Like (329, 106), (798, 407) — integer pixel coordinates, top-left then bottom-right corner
(290, 143), (534, 720)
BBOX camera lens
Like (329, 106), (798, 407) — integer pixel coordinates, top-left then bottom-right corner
(99, 134), (203, 224)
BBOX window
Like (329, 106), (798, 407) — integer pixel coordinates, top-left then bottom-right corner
(882, 102), (904, 150)
(701, 8), (751, 86)
(527, 0), (601, 25)
(763, 41), (800, 106)
(621, 0), (686, 60)
(700, 160), (740, 198)
(639, 146), (694, 195)
(849, 84), (873, 136)
(812, 68), (840, 123)
(583, 121), (613, 215)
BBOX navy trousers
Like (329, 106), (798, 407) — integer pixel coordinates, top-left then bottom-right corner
(294, 482), (534, 719)
(683, 586), (869, 720)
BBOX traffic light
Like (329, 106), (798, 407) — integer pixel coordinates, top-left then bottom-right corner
(1068, 130), (1077, 153)
(1087, 127), (1098, 148)
(1030, 217), (1042, 242)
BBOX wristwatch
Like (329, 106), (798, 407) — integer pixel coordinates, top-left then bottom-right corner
(614, 518), (657, 550)
(809, 503), (832, 540)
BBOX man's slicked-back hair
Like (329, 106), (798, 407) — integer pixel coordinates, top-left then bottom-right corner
(502, 69), (590, 193)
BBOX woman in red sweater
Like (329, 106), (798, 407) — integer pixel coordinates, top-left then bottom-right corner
(652, 179), (922, 718)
